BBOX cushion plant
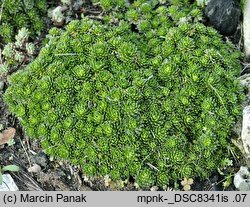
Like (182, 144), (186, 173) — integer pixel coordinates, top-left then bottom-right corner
(4, 0), (244, 188)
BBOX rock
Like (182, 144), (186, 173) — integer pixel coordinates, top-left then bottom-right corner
(73, 0), (84, 11)
(150, 186), (159, 191)
(205, 0), (241, 36)
(234, 166), (250, 191)
(241, 106), (250, 159)
(243, 0), (250, 61)
(51, 6), (68, 26)
(0, 174), (19, 191)
(28, 164), (42, 173)
(31, 151), (48, 168)
(239, 73), (250, 89)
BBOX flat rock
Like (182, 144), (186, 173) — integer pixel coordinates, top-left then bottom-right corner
(205, 0), (241, 36)
(241, 106), (250, 159)
(28, 164), (42, 173)
(0, 174), (19, 191)
(243, 0), (250, 61)
(234, 166), (250, 191)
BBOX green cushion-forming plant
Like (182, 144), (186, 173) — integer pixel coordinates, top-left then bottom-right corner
(4, 0), (244, 188)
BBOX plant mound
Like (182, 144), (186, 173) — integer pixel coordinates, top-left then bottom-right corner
(4, 1), (243, 187)
(0, 0), (47, 44)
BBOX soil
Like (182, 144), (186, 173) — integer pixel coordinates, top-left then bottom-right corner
(0, 1), (250, 191)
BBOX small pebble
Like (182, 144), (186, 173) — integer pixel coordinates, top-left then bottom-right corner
(150, 186), (159, 191)
(205, 0), (241, 35)
(234, 166), (250, 190)
(28, 164), (41, 173)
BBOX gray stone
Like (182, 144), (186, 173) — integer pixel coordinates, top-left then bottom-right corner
(205, 0), (241, 36)
(0, 174), (19, 191)
(243, 0), (250, 61)
(31, 151), (49, 168)
(241, 106), (250, 159)
(234, 166), (250, 191)
(239, 73), (250, 89)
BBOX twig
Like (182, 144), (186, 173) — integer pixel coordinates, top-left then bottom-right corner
(241, 63), (250, 74)
(136, 153), (152, 178)
(227, 145), (239, 165)
(144, 75), (154, 84)
(22, 173), (43, 191)
(12, 172), (43, 191)
(24, 133), (31, 153)
(54, 53), (80, 56)
(84, 9), (102, 15)
(29, 149), (37, 155)
(146, 163), (159, 172)
(87, 15), (104, 21)
(214, 173), (234, 186)
(18, 137), (31, 168)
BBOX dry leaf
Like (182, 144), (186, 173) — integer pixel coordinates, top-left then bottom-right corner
(0, 127), (16, 145)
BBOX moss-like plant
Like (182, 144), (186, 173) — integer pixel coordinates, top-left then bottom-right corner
(0, 0), (47, 44)
(4, 0), (244, 188)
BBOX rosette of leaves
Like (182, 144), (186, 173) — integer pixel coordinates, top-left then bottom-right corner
(0, 0), (47, 44)
(4, 4), (243, 188)
(1, 28), (35, 73)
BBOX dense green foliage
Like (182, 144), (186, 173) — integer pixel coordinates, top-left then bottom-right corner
(0, 0), (47, 44)
(93, 0), (203, 24)
(4, 0), (244, 187)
